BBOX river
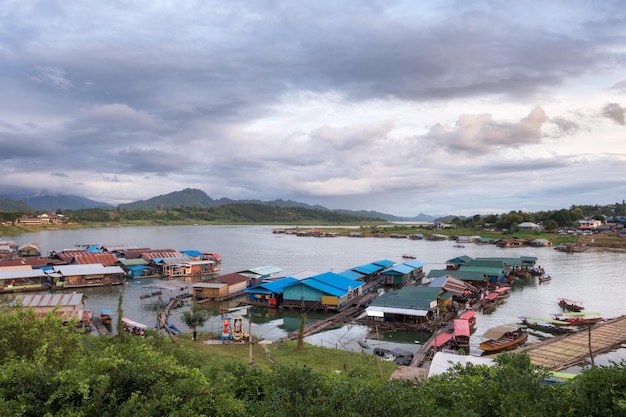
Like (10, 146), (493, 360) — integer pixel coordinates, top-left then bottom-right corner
(4, 225), (626, 368)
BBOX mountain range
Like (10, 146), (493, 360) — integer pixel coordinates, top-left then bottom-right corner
(0, 188), (438, 222)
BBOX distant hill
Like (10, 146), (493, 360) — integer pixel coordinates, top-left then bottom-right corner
(337, 209), (436, 222)
(1, 193), (114, 211)
(0, 197), (33, 212)
(1, 187), (440, 221)
(117, 188), (218, 210)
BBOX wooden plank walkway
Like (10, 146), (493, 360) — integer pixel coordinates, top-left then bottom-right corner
(516, 315), (626, 371)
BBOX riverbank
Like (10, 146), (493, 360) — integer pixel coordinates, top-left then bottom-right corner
(4, 222), (626, 251)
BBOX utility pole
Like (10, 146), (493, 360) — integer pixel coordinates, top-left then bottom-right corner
(248, 308), (253, 368)
(588, 324), (595, 367)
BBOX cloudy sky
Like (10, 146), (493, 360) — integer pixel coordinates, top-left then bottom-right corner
(1, 1), (625, 217)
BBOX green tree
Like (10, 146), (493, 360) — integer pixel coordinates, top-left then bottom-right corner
(180, 304), (209, 340)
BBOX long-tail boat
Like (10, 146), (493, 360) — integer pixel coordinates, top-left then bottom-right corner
(479, 324), (528, 353)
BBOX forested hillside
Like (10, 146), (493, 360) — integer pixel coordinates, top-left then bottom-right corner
(66, 203), (384, 224)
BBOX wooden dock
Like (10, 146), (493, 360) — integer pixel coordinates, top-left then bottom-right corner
(516, 315), (626, 371)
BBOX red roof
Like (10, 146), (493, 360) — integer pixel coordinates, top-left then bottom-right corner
(459, 310), (477, 320)
(453, 319), (471, 337)
(429, 332), (454, 347)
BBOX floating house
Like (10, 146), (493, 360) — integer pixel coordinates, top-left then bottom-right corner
(237, 265), (284, 287)
(380, 259), (426, 287)
(11, 292), (91, 325)
(428, 268), (490, 286)
(118, 258), (155, 278)
(192, 282), (228, 300)
(244, 277), (300, 307)
(281, 271), (365, 310)
(141, 280), (190, 304)
(365, 286), (445, 327)
(214, 272), (250, 295)
(17, 242), (41, 257)
(0, 268), (51, 293)
(48, 264), (126, 288)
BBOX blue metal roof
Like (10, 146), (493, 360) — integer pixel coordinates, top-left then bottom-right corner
(383, 264), (414, 275)
(181, 250), (203, 257)
(245, 277), (299, 294)
(128, 265), (148, 271)
(337, 270), (363, 281)
(308, 271), (364, 291)
(297, 279), (345, 297)
(351, 263), (381, 275)
(372, 259), (395, 267)
(402, 259), (426, 268)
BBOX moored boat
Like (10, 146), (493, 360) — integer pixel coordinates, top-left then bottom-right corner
(538, 273), (552, 283)
(453, 319), (471, 349)
(519, 317), (575, 335)
(402, 254), (416, 259)
(458, 310), (477, 330)
(558, 297), (584, 312)
(481, 292), (501, 313)
(550, 312), (604, 326)
(494, 286), (511, 299)
(154, 321), (182, 335)
(479, 324), (528, 353)
(121, 317), (148, 336)
(99, 308), (113, 325)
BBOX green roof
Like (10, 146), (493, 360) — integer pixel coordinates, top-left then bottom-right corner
(445, 255), (475, 264)
(428, 269), (488, 282)
(369, 286), (442, 310)
(462, 260), (506, 269)
(458, 266), (505, 275)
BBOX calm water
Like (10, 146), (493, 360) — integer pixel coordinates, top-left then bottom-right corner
(5, 225), (626, 366)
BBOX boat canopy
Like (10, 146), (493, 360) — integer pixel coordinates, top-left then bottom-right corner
(453, 319), (471, 337)
(483, 324), (523, 340)
(485, 292), (499, 301)
(559, 297), (583, 305)
(459, 310), (477, 320)
(121, 317), (148, 330)
(494, 287), (511, 293)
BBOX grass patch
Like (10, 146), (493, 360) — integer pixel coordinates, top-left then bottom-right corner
(178, 335), (396, 379)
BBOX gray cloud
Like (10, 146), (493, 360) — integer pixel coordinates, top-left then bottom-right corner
(423, 107), (548, 155)
(601, 102), (626, 125)
(0, 1), (625, 215)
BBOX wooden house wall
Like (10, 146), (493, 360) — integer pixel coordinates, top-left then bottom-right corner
(194, 286), (228, 300)
(227, 281), (247, 295)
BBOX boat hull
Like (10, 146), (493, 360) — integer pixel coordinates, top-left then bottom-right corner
(479, 332), (528, 353)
